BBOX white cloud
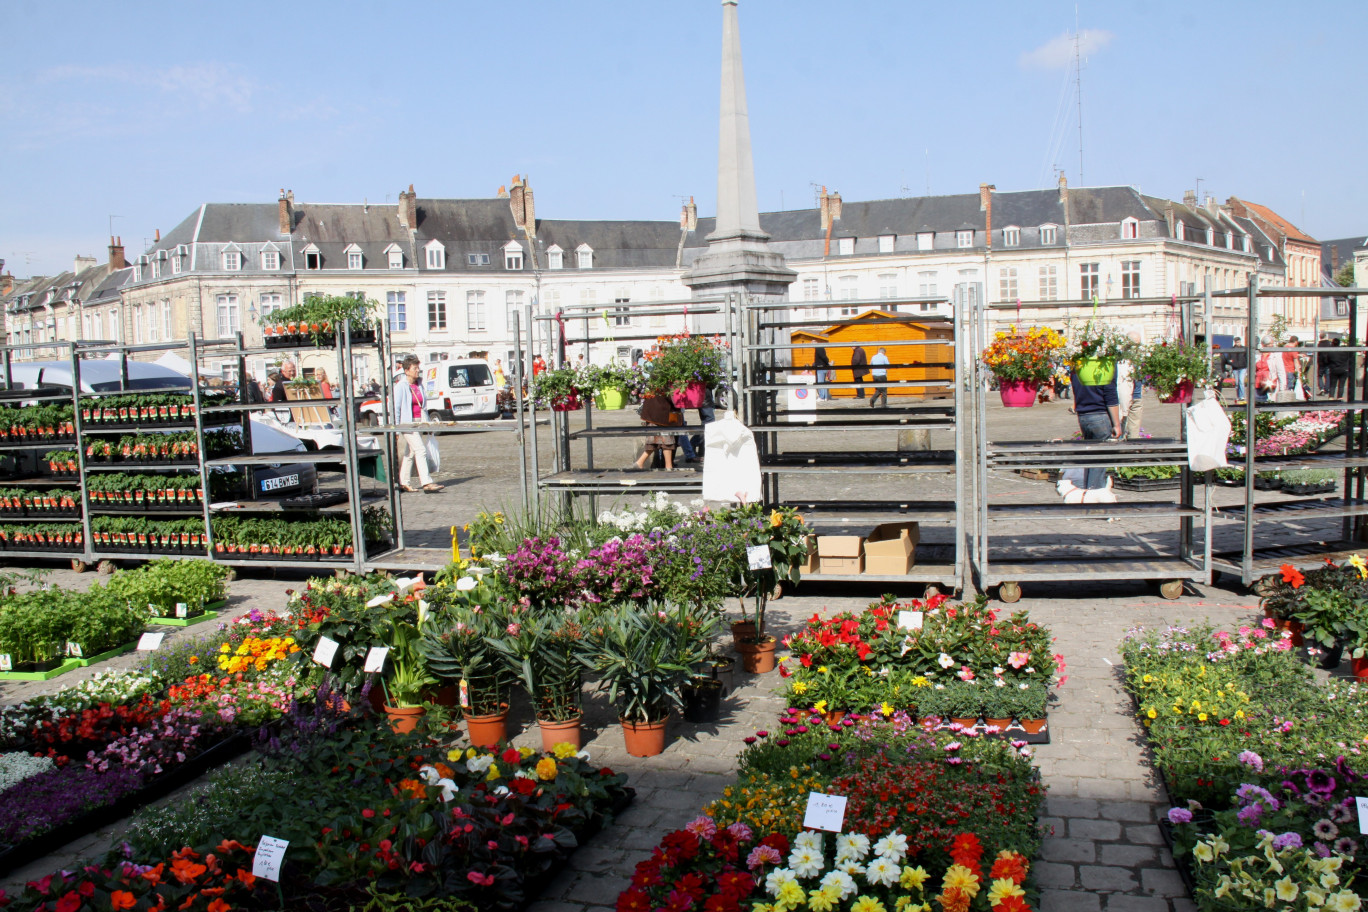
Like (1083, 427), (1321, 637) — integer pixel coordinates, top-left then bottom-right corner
(1020, 29), (1114, 69)
(38, 63), (258, 113)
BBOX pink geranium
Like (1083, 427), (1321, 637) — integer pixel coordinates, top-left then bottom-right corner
(1008, 651), (1030, 669)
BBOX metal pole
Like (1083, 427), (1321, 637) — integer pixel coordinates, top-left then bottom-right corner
(1243, 276), (1258, 584)
(189, 333), (215, 562)
(524, 302), (540, 517)
(511, 310), (529, 511)
(67, 342), (92, 567)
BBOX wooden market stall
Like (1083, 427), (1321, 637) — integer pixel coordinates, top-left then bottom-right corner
(791, 309), (953, 398)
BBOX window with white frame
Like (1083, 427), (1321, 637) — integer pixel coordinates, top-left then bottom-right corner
(215, 295), (240, 337)
(999, 268), (1018, 302)
(261, 250), (280, 271)
(504, 242), (523, 271)
(132, 304), (143, 343)
(259, 293), (283, 321)
(387, 291), (407, 332)
(547, 246), (563, 269)
(1080, 263), (1100, 301)
(1121, 218), (1139, 240)
(427, 291), (447, 331)
(387, 246), (403, 269)
(466, 290), (486, 331)
(838, 275), (858, 301)
(877, 273), (897, 299)
(466, 253), (490, 266)
(1002, 226), (1021, 247)
(803, 276), (821, 302)
(1175, 221), (1185, 241)
(613, 295), (631, 326)
(346, 246), (363, 270)
(916, 233), (933, 251)
(1039, 225), (1058, 245)
(956, 230), (974, 248)
(505, 290), (524, 325)
(159, 301), (172, 341)
(134, 262), (143, 282)
(1121, 261), (1141, 299)
(151, 258), (162, 280)
(425, 241), (445, 270)
(837, 237), (855, 256)
(1038, 265), (1058, 300)
(579, 287), (597, 308)
(576, 245), (593, 269)
(171, 253), (182, 275)
(222, 250), (241, 271)
(918, 271), (938, 296)
(878, 235), (895, 253)
(649, 287), (666, 328)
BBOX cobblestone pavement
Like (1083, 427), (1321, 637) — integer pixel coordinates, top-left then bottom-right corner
(0, 391), (1338, 908)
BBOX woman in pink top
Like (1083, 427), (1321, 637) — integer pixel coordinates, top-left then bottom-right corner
(392, 356), (439, 492)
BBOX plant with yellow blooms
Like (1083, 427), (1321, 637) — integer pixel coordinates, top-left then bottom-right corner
(981, 325), (1065, 385)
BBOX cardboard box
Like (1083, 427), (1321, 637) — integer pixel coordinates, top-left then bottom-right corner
(817, 535), (864, 574)
(863, 522), (920, 575)
(797, 535), (819, 575)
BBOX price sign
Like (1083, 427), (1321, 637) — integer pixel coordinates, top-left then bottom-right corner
(803, 792), (848, 832)
(459, 678), (470, 708)
(175, 602), (188, 619)
(746, 545), (772, 570)
(66, 641), (83, 658)
(897, 610), (924, 630)
(252, 835), (289, 882)
(1357, 797), (1368, 835)
(137, 632), (165, 651)
(363, 646), (390, 673)
(312, 636), (340, 668)
(365, 594), (395, 608)
(0, 654), (12, 672)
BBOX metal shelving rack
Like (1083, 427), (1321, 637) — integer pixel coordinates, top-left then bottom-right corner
(738, 294), (967, 594)
(1210, 278), (1368, 585)
(970, 295), (1212, 602)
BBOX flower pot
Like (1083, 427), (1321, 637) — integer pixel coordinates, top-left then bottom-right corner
(730, 620), (757, 644)
(594, 387), (627, 411)
(950, 716), (979, 730)
(1019, 717), (1047, 735)
(1314, 642), (1345, 670)
(620, 715), (669, 757)
(682, 679), (724, 723)
(551, 394), (582, 412)
(823, 710), (846, 727)
(998, 380), (1040, 408)
(670, 381), (707, 410)
(1352, 656), (1368, 680)
(538, 713), (584, 752)
(1265, 612), (1304, 647)
(983, 717), (1013, 732)
(384, 705), (425, 735)
(737, 638), (777, 674)
(463, 704), (510, 748)
(1077, 357), (1116, 386)
(1160, 382), (1194, 404)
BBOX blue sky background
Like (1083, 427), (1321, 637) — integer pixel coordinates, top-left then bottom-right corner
(2, 0), (1364, 278)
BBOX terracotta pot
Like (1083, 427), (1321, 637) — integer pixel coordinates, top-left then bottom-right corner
(538, 714), (584, 752)
(384, 704), (425, 734)
(730, 620), (757, 643)
(998, 380), (1040, 408)
(464, 704), (510, 748)
(737, 638), (777, 674)
(620, 715), (669, 757)
(1265, 612), (1305, 647)
(983, 717), (1013, 732)
(1019, 717), (1047, 735)
(950, 716), (979, 730)
(1160, 381), (1194, 404)
(1352, 656), (1368, 680)
(823, 710), (846, 726)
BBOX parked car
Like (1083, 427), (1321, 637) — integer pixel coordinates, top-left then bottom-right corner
(359, 358), (501, 422)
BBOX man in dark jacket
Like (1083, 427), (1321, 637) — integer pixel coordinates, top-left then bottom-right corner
(1070, 368), (1121, 490)
(1326, 339), (1353, 400)
(850, 346), (869, 400)
(1223, 338), (1248, 402)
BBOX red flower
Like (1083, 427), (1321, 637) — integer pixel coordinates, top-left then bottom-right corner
(54, 893), (81, 912)
(361, 808), (375, 819)
(467, 871), (495, 886)
(502, 748), (522, 764)
(1280, 564), (1305, 588)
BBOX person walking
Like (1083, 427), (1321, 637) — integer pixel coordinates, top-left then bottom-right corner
(1284, 337), (1304, 400)
(869, 347), (890, 408)
(813, 347), (832, 401)
(1225, 337), (1248, 403)
(1070, 367), (1122, 491)
(850, 345), (869, 400)
(270, 360), (296, 402)
(1254, 336), (1285, 402)
(392, 355), (440, 493)
(1327, 339), (1352, 400)
(1317, 334), (1331, 396)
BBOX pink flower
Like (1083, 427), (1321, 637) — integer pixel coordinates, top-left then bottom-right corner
(958, 666), (975, 682)
(746, 845), (781, 869)
(1008, 651), (1030, 669)
(506, 623), (521, 636)
(467, 871), (495, 886)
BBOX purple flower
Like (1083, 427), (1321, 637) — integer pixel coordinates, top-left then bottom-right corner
(1236, 805), (1264, 826)
(1308, 769), (1337, 794)
(775, 739), (790, 747)
(1237, 750), (1264, 772)
(1167, 807), (1194, 825)
(1313, 819), (1340, 840)
(1273, 832), (1304, 850)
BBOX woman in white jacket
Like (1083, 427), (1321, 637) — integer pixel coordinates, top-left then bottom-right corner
(393, 356), (440, 492)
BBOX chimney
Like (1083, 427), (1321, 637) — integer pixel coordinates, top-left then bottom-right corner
(154, 228), (160, 243)
(496, 185), (508, 199)
(681, 196), (698, 231)
(1058, 173), (1069, 226)
(73, 255), (96, 275)
(397, 184), (417, 230)
(1225, 196), (1248, 218)
(509, 175), (524, 229)
(1332, 246), (1340, 271)
(1183, 190), (1198, 207)
(818, 187), (842, 232)
(108, 237), (126, 270)
(0, 275), (11, 298)
(278, 189), (294, 235)
(980, 183), (995, 249)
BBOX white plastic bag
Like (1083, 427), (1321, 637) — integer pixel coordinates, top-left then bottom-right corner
(424, 434), (441, 474)
(702, 411), (762, 503)
(1186, 392), (1231, 471)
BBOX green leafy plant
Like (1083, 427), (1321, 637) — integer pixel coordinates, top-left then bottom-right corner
(636, 333), (729, 397)
(1136, 339), (1216, 397)
(580, 601), (715, 723)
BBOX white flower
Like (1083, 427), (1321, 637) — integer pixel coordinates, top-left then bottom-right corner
(485, 553), (507, 564)
(938, 653), (955, 668)
(418, 765), (440, 784)
(835, 833), (870, 862)
(794, 830), (824, 853)
(466, 755), (493, 774)
(1327, 890), (1361, 912)
(865, 856), (899, 887)
(765, 867), (798, 897)
(994, 678), (1006, 687)
(837, 859), (866, 877)
(455, 576), (477, 591)
(493, 785), (509, 796)
(819, 870), (857, 899)
(436, 778), (458, 802)
(576, 749), (592, 761)
(873, 833), (908, 863)
(788, 845), (824, 878)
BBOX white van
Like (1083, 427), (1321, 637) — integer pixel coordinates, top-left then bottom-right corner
(423, 358), (499, 420)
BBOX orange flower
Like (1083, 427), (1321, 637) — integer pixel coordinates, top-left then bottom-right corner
(1279, 564), (1305, 588)
(110, 891), (138, 910)
(207, 901), (231, 912)
(142, 863), (165, 885)
(235, 868), (257, 889)
(397, 778), (428, 799)
(170, 857), (207, 883)
(433, 762), (455, 779)
(216, 840), (250, 855)
(938, 886), (972, 912)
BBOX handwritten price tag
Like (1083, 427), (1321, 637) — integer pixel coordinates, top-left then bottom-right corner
(746, 545), (772, 570)
(252, 835), (289, 882)
(1357, 797), (1368, 835)
(803, 792), (848, 832)
(459, 678), (470, 708)
(0, 654), (12, 672)
(136, 632), (165, 651)
(312, 636), (340, 668)
(175, 602), (188, 619)
(897, 610), (924, 630)
(363, 646), (390, 673)
(66, 641), (83, 658)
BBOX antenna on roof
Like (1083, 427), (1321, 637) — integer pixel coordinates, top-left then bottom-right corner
(808, 182), (824, 207)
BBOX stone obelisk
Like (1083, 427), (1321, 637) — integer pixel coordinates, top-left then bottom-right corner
(682, 0), (795, 299)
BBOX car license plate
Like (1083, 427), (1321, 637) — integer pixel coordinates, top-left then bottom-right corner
(261, 473), (299, 493)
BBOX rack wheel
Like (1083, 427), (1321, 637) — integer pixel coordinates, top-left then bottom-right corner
(97, 560), (118, 575)
(923, 585), (940, 599)
(998, 581), (1022, 603)
(770, 582), (785, 600)
(70, 559), (89, 573)
(1159, 579), (1184, 600)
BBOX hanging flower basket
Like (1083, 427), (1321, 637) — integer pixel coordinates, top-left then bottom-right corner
(1160, 381), (1194, 404)
(1077, 357), (1116, 386)
(594, 388), (627, 411)
(669, 381), (707, 409)
(999, 380), (1040, 408)
(550, 394), (583, 412)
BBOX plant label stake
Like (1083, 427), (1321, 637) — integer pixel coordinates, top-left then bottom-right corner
(66, 641), (83, 658)
(897, 610), (924, 630)
(1357, 797), (1368, 835)
(363, 646), (390, 673)
(746, 545), (772, 571)
(253, 835), (289, 881)
(136, 632), (165, 651)
(803, 792), (848, 832)
(175, 602), (188, 619)
(459, 678), (470, 708)
(0, 654), (11, 672)
(313, 636), (340, 668)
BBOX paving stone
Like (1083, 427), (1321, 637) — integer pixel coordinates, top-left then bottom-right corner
(1034, 861), (1078, 889)
(1046, 796), (1100, 818)
(526, 902), (588, 912)
(1103, 896), (1172, 912)
(1075, 777), (1133, 800)
(1041, 838), (1097, 864)
(1040, 889), (1103, 912)
(1099, 801), (1160, 823)
(1069, 818), (1123, 841)
(1098, 844), (1159, 867)
(1171, 899), (1199, 912)
(570, 847), (628, 873)
(1125, 825), (1165, 846)
(1079, 865), (1139, 892)
(1140, 868), (1189, 897)
(563, 873), (632, 905)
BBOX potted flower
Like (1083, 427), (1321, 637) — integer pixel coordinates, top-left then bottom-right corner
(715, 504), (809, 673)
(487, 610), (587, 751)
(637, 334), (728, 407)
(531, 365), (585, 411)
(581, 361), (638, 411)
(420, 582), (514, 747)
(1064, 319), (1134, 386)
(379, 619), (436, 735)
(1137, 339), (1214, 403)
(981, 325), (1066, 407)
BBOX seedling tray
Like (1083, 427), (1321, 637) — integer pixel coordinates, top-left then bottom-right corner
(73, 641), (138, 667)
(0, 658), (81, 681)
(149, 609), (220, 628)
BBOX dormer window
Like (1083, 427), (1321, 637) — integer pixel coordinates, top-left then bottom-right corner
(466, 253), (490, 266)
(956, 230), (974, 249)
(837, 237), (854, 256)
(1175, 221), (1185, 241)
(503, 241), (524, 271)
(547, 245), (563, 270)
(1242, 236), (1251, 253)
(345, 243), (364, 270)
(385, 244), (403, 269)
(1225, 232), (1233, 250)
(1121, 217), (1139, 240)
(135, 257), (147, 282)
(917, 232), (933, 251)
(151, 256), (162, 279)
(302, 243), (321, 270)
(425, 240), (445, 270)
(1002, 226), (1020, 247)
(878, 234), (895, 253)
(261, 249), (280, 271)
(1039, 225), (1058, 245)
(1206, 226), (1215, 245)
(222, 249), (241, 271)
(576, 244), (594, 269)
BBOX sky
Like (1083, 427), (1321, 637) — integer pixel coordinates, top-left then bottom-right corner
(2, 0), (1365, 279)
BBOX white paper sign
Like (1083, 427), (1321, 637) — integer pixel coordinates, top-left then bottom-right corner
(175, 602), (188, 619)
(136, 632), (165, 651)
(313, 636), (340, 667)
(897, 610), (924, 631)
(0, 654), (12, 671)
(363, 646), (390, 673)
(66, 641), (83, 658)
(366, 594), (395, 608)
(1357, 797), (1368, 835)
(252, 835), (289, 882)
(803, 792), (848, 832)
(746, 545), (772, 570)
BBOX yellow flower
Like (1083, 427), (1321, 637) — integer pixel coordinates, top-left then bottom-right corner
(1352, 554), (1368, 579)
(775, 881), (805, 909)
(447, 749), (464, 762)
(1146, 708), (1157, 719)
(881, 702), (894, 717)
(818, 666), (829, 674)
(901, 866), (930, 889)
(486, 765), (501, 781)
(894, 898), (912, 912)
(552, 742), (578, 760)
(1198, 713), (1208, 722)
(519, 746), (535, 759)
(1274, 878), (1299, 902)
(912, 676), (929, 687)
(809, 889), (839, 912)
(941, 865), (980, 898)
(987, 879), (1025, 905)
(1143, 674), (1153, 683)
(770, 510), (784, 528)
(813, 699), (827, 713)
(535, 757), (558, 781)
(792, 681), (809, 695)
(850, 898), (886, 912)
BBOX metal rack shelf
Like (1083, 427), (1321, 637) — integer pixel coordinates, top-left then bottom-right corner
(0, 439), (78, 451)
(790, 500), (957, 525)
(84, 462), (201, 472)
